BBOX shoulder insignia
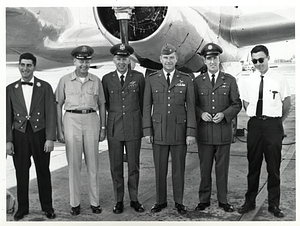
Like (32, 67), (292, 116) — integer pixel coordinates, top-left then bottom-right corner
(149, 71), (159, 77)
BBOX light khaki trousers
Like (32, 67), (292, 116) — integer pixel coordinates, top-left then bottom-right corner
(63, 112), (100, 207)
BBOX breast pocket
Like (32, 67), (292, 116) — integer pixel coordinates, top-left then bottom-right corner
(218, 88), (230, 106)
(128, 86), (139, 102)
(86, 87), (99, 105)
(267, 83), (280, 106)
(198, 88), (209, 106)
(152, 87), (164, 104)
(109, 89), (120, 102)
(65, 88), (80, 105)
(174, 87), (186, 105)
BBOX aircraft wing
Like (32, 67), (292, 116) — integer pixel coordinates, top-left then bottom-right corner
(6, 7), (113, 70)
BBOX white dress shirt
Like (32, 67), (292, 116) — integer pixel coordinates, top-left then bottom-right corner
(208, 70), (219, 83)
(240, 69), (291, 117)
(117, 70), (128, 81)
(21, 77), (34, 114)
(163, 69), (175, 84)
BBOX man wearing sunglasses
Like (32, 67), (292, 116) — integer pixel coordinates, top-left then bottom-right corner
(238, 45), (291, 218)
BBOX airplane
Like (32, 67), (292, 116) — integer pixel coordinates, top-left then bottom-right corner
(6, 6), (295, 75)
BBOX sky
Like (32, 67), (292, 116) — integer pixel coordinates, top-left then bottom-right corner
(267, 40), (295, 60)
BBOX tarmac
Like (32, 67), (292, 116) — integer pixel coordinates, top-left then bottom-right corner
(4, 63), (296, 224)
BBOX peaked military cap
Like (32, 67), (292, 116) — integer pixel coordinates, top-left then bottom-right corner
(110, 43), (134, 56)
(200, 43), (223, 57)
(161, 43), (177, 55)
(71, 45), (94, 59)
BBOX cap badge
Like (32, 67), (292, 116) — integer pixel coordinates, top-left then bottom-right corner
(208, 45), (213, 50)
(120, 44), (125, 50)
(82, 46), (88, 52)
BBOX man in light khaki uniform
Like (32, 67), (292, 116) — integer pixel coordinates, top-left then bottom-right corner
(56, 45), (106, 215)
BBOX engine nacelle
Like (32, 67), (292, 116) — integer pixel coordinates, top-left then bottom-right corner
(93, 7), (205, 72)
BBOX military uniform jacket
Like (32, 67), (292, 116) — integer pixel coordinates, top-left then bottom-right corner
(194, 71), (242, 145)
(6, 77), (56, 142)
(102, 69), (145, 141)
(143, 69), (196, 145)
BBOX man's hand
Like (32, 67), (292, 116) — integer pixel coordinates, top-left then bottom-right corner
(212, 112), (224, 124)
(144, 136), (153, 144)
(201, 112), (213, 122)
(186, 136), (196, 146)
(44, 140), (54, 153)
(6, 142), (14, 156)
(57, 129), (65, 143)
(99, 129), (106, 142)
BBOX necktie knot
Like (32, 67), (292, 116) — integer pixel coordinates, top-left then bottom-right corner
(21, 82), (33, 86)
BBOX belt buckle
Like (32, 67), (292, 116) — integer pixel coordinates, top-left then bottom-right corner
(261, 115), (267, 120)
(82, 110), (87, 114)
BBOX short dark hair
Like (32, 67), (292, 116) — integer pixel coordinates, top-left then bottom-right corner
(19, 52), (37, 66)
(251, 45), (269, 56)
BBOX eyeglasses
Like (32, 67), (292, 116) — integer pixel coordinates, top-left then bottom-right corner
(252, 58), (266, 64)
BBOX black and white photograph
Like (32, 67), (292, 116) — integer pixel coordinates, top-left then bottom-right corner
(3, 1), (297, 224)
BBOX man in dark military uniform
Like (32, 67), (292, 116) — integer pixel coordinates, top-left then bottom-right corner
(56, 45), (106, 215)
(6, 52), (56, 220)
(193, 43), (242, 212)
(102, 43), (145, 214)
(143, 43), (196, 214)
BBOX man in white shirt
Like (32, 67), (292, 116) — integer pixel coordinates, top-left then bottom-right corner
(6, 52), (56, 220)
(238, 45), (291, 218)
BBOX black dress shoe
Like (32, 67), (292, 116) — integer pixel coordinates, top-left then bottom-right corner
(175, 203), (187, 214)
(219, 202), (234, 212)
(238, 202), (255, 214)
(151, 203), (168, 213)
(91, 205), (102, 214)
(70, 205), (80, 216)
(195, 202), (210, 211)
(13, 210), (29, 221)
(268, 206), (284, 218)
(130, 201), (145, 212)
(45, 209), (56, 219)
(113, 202), (124, 214)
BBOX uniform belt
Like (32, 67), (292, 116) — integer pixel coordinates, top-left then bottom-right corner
(66, 110), (96, 114)
(251, 116), (280, 120)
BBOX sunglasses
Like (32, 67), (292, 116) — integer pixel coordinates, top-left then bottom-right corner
(252, 58), (266, 64)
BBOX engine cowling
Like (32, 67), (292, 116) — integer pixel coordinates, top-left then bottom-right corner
(93, 7), (205, 72)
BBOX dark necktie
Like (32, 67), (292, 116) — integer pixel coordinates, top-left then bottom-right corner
(21, 81), (33, 86)
(211, 74), (215, 87)
(167, 73), (170, 86)
(256, 75), (264, 116)
(120, 74), (124, 87)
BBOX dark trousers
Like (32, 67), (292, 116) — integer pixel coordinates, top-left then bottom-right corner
(107, 139), (141, 202)
(12, 125), (53, 213)
(152, 143), (187, 205)
(197, 143), (231, 204)
(245, 117), (284, 207)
